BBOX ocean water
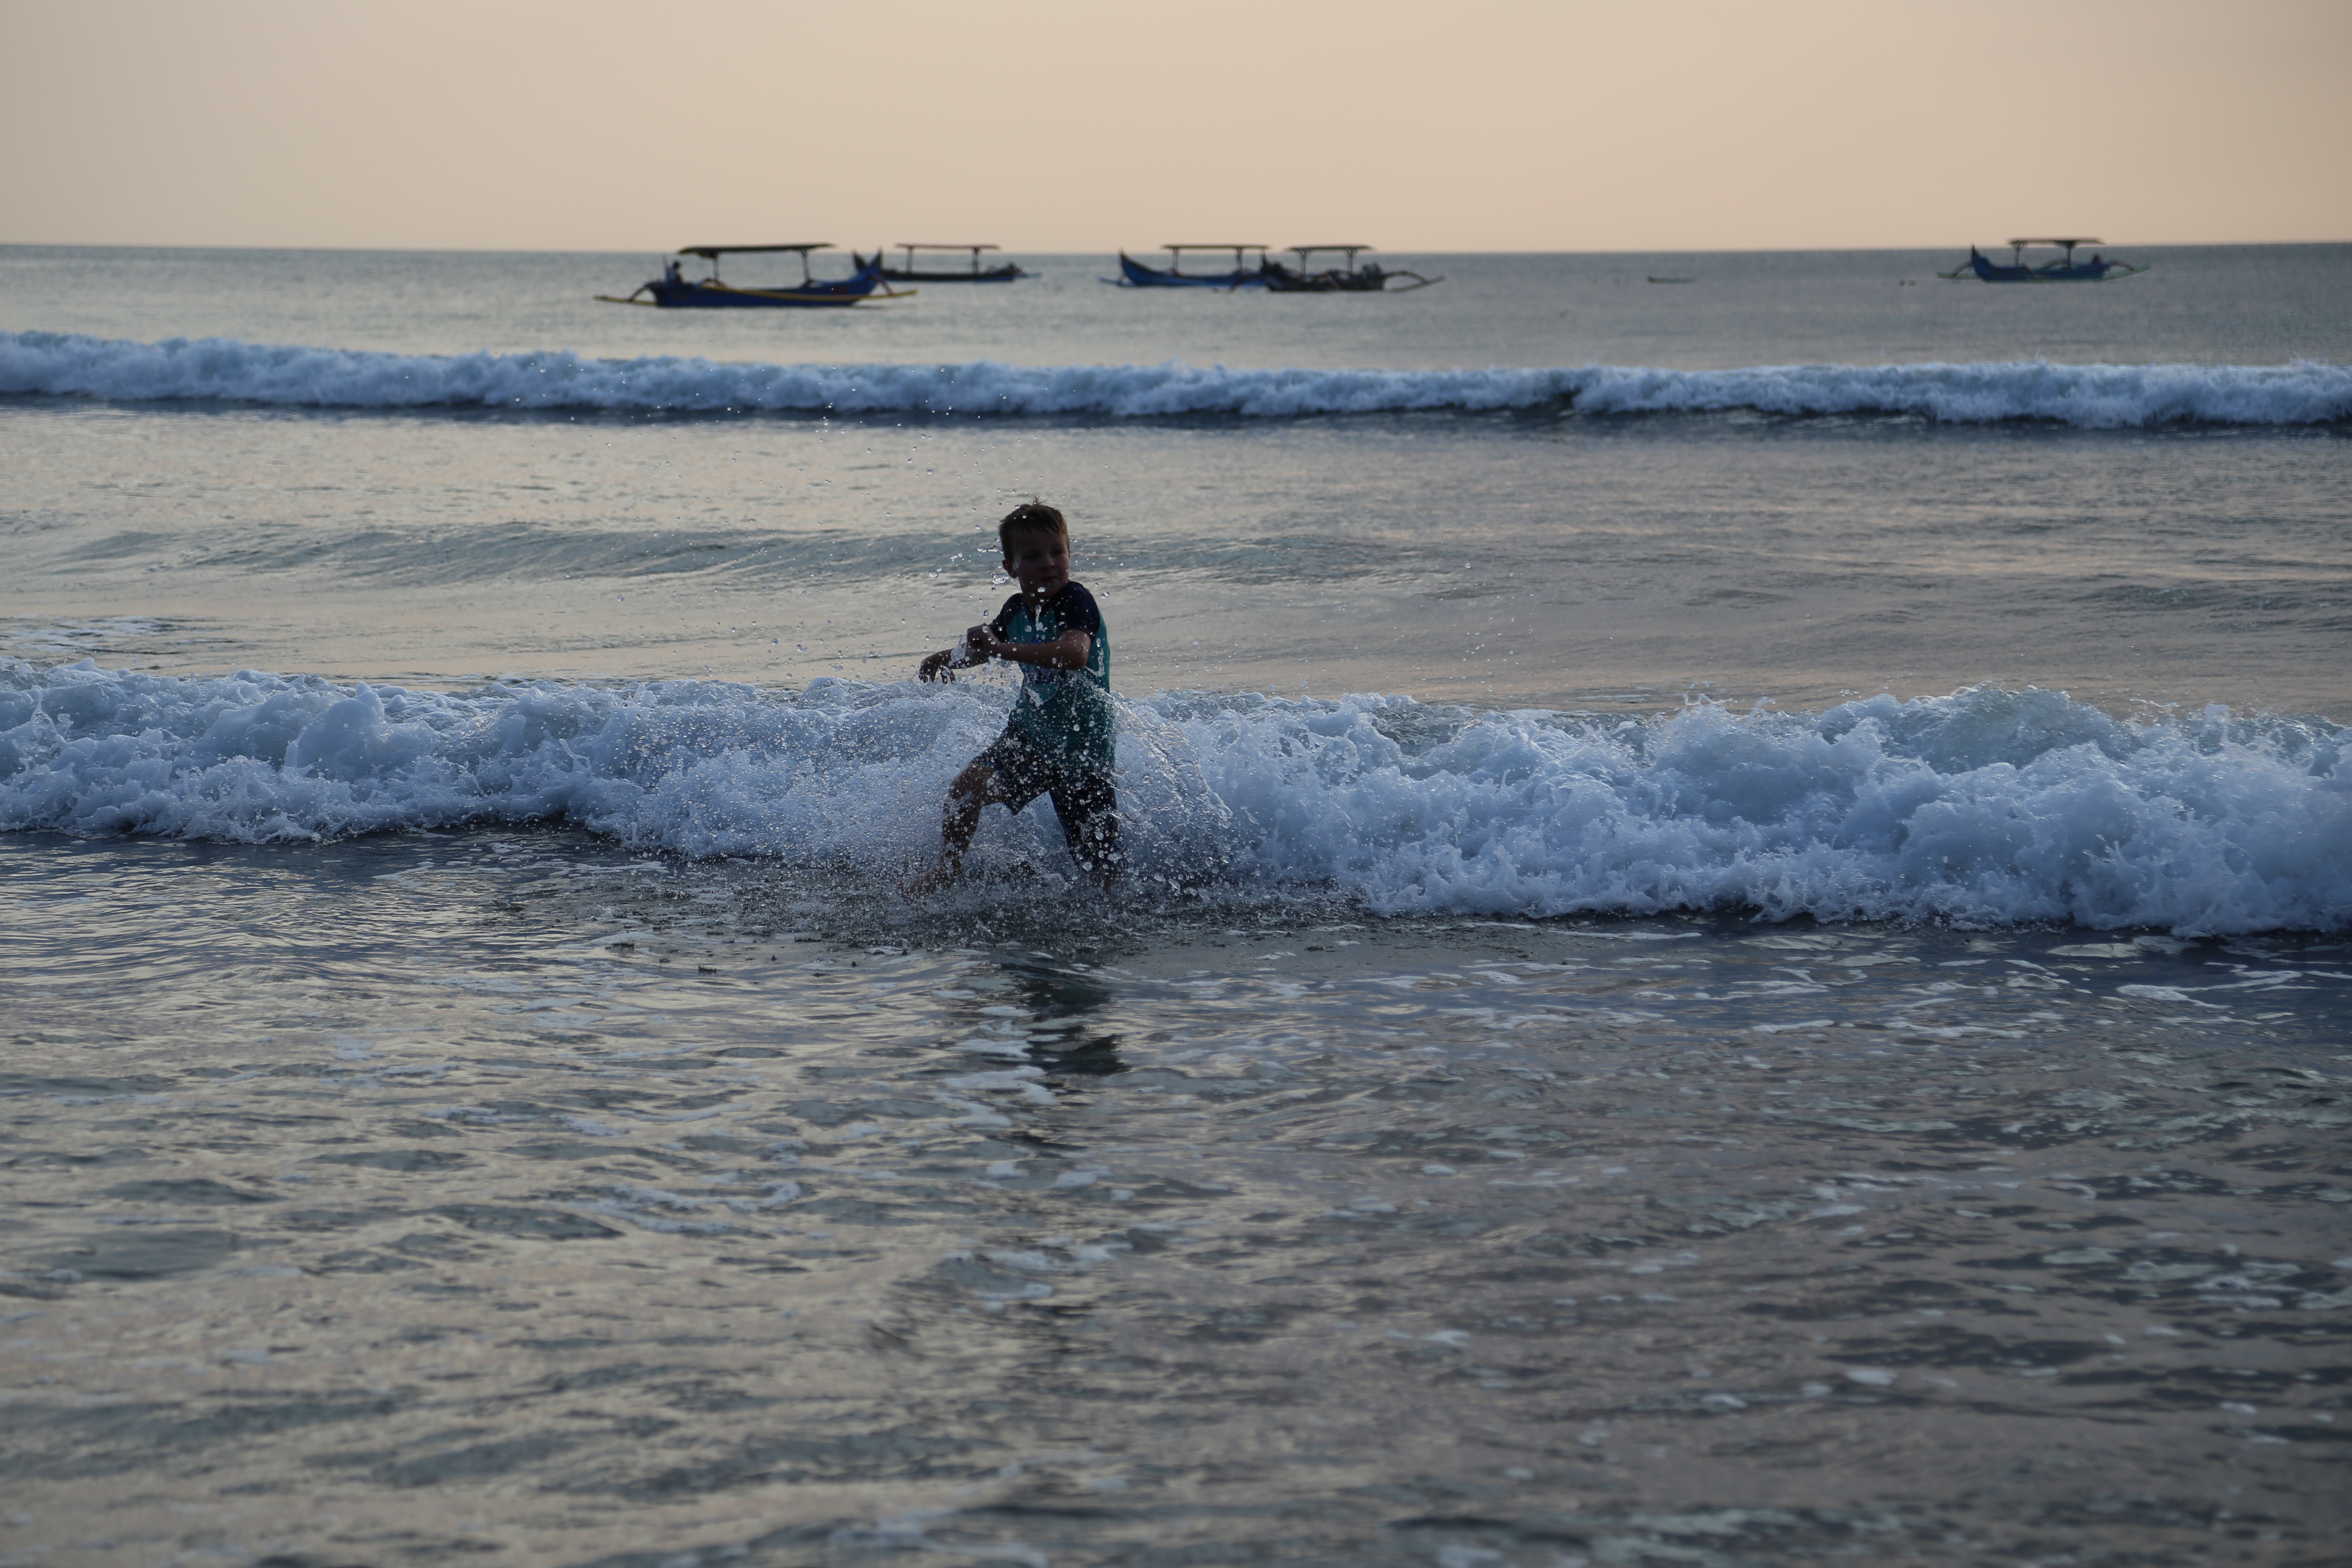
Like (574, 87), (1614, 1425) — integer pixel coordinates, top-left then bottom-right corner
(3, 244), (2350, 1567)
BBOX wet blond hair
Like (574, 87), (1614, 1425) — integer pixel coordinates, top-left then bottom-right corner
(997, 501), (1068, 553)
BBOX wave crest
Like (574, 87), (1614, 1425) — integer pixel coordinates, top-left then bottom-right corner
(5, 660), (2346, 934)
(4, 332), (2346, 427)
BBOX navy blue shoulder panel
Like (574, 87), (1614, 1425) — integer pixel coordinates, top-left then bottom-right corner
(1049, 582), (1103, 636)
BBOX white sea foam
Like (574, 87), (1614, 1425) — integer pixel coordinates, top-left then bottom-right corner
(5, 661), (2346, 934)
(4, 332), (2346, 427)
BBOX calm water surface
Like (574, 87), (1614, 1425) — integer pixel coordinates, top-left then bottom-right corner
(6, 831), (2349, 1566)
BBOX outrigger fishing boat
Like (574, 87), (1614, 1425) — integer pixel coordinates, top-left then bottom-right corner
(1106, 244), (1271, 288)
(596, 244), (913, 308)
(852, 244), (1027, 283)
(1938, 238), (2149, 283)
(1259, 245), (1442, 294)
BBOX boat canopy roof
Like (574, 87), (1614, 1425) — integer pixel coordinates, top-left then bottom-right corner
(677, 243), (832, 258)
(2006, 237), (2102, 247)
(1164, 243), (1268, 251)
(896, 243), (998, 252)
(1291, 244), (1373, 252)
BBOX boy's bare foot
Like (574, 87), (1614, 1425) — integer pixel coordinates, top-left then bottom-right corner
(899, 861), (959, 899)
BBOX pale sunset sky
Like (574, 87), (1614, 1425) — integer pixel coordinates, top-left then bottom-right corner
(3, 0), (2345, 253)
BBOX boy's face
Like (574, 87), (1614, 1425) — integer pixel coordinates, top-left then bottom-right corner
(1001, 530), (1071, 598)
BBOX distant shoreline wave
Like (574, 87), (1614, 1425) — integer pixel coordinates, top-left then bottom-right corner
(3, 332), (2347, 427)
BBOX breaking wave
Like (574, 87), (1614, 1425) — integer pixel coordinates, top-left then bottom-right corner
(3, 332), (2347, 427)
(6, 659), (2347, 934)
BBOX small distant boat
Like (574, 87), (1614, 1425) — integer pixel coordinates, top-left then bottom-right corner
(1646, 276), (1695, 285)
(1106, 245), (1271, 288)
(596, 244), (914, 308)
(1260, 245), (1442, 294)
(1937, 238), (2149, 283)
(854, 244), (1027, 284)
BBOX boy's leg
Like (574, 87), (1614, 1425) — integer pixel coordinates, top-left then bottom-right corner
(1048, 770), (1121, 885)
(906, 733), (1052, 895)
(940, 757), (1016, 860)
(939, 757), (1018, 872)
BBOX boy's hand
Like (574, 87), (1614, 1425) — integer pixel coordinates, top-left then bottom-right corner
(919, 627), (1003, 681)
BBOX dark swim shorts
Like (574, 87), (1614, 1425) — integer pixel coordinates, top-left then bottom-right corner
(975, 728), (1121, 874)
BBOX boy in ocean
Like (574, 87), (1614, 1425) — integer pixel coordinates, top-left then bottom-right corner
(908, 502), (1119, 890)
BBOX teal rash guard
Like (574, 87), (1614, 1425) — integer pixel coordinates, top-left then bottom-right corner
(989, 581), (1115, 772)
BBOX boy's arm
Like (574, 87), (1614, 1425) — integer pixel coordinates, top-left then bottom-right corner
(919, 605), (1020, 681)
(971, 627), (1091, 670)
(970, 588), (1097, 671)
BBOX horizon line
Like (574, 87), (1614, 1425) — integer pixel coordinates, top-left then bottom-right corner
(3, 238), (2349, 258)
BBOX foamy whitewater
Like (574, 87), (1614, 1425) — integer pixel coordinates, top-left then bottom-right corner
(8, 659), (2345, 933)
(6, 330), (2349, 426)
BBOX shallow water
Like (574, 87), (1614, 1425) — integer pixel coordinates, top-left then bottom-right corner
(6, 398), (2349, 718)
(4, 242), (2349, 1566)
(6, 831), (2351, 1566)
(6, 245), (2350, 719)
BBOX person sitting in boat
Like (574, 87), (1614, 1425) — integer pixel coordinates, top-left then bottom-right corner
(664, 258), (684, 287)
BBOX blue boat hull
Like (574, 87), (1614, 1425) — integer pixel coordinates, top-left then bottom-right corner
(1114, 252), (1268, 289)
(643, 259), (888, 307)
(1957, 248), (2140, 283)
(854, 251), (1025, 283)
(879, 268), (1022, 283)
